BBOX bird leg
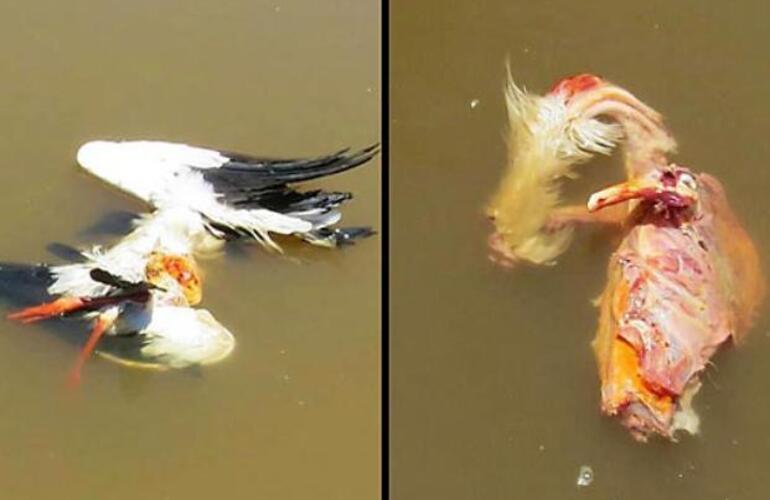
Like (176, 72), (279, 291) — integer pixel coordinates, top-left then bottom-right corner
(67, 312), (116, 389)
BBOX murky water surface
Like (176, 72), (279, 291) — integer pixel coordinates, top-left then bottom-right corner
(0, 1), (379, 498)
(392, 1), (770, 499)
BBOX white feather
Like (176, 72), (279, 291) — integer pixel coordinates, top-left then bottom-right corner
(133, 305), (235, 368)
(78, 140), (324, 251)
(487, 73), (623, 265)
(48, 207), (209, 297)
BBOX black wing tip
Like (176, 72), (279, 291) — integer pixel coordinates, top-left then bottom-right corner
(309, 226), (376, 247)
(199, 142), (379, 200)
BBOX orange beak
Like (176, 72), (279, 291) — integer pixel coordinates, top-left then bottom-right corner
(587, 176), (697, 213)
(587, 178), (660, 213)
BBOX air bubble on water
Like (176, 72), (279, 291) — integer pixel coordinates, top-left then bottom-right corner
(576, 465), (593, 487)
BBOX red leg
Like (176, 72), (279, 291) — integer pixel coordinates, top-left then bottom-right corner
(67, 314), (114, 389)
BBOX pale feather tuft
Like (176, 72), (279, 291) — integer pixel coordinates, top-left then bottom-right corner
(487, 73), (621, 265)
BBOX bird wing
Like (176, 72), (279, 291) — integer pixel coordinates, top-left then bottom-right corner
(77, 140), (378, 202)
(196, 144), (379, 245)
(77, 140), (378, 249)
(96, 305), (235, 370)
(198, 144), (379, 193)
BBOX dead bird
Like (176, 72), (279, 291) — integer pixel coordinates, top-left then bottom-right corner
(4, 208), (234, 387)
(487, 73), (763, 440)
(588, 164), (763, 440)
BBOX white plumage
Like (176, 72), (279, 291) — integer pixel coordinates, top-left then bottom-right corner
(3, 138), (377, 385)
(4, 206), (234, 381)
(77, 140), (378, 251)
(49, 207), (207, 298)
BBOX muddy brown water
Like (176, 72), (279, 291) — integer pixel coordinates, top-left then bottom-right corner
(391, 1), (770, 499)
(0, 1), (379, 499)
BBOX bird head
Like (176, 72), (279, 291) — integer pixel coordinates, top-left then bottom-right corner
(145, 252), (203, 306)
(587, 164), (699, 214)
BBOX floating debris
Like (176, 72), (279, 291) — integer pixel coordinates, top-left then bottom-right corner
(470, 99), (480, 109)
(576, 465), (594, 487)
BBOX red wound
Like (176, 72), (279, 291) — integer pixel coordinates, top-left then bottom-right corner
(549, 74), (603, 99)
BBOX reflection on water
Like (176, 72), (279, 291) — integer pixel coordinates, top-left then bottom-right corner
(392, 0), (770, 499)
(0, 1), (379, 499)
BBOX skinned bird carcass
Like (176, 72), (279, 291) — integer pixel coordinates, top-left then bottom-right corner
(487, 72), (764, 441)
(589, 166), (764, 440)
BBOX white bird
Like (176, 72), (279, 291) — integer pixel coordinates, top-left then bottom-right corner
(76, 140), (379, 252)
(3, 208), (234, 386)
(2, 140), (377, 385)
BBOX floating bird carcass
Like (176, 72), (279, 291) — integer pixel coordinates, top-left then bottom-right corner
(486, 73), (764, 440)
(4, 208), (234, 386)
(588, 164), (764, 440)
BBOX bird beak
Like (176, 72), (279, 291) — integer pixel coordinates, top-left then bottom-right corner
(587, 175), (698, 213)
(587, 178), (659, 212)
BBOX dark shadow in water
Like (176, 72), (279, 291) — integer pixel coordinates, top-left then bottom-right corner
(78, 210), (140, 238)
(46, 242), (86, 263)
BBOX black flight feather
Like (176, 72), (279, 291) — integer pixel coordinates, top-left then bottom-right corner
(198, 144), (379, 197)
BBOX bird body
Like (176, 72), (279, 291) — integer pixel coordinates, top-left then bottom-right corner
(48, 207), (208, 298)
(590, 166), (763, 440)
(5, 207), (231, 383)
(3, 138), (377, 385)
(488, 73), (763, 441)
